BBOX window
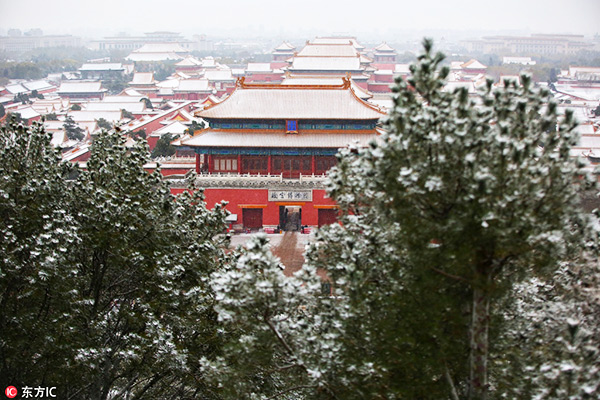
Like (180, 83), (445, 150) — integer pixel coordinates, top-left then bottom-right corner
(214, 156), (238, 172)
(286, 120), (298, 133)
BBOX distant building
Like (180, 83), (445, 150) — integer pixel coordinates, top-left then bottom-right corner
(79, 63), (126, 80)
(0, 34), (81, 53)
(129, 73), (158, 96)
(125, 43), (190, 62)
(90, 31), (192, 51)
(502, 56), (536, 65)
(272, 41), (296, 62)
(463, 34), (594, 55)
(57, 81), (107, 101)
(373, 42), (397, 63)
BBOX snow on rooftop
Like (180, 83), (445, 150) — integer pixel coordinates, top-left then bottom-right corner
(296, 44), (359, 57)
(175, 79), (211, 92)
(79, 63), (124, 71)
(69, 110), (122, 122)
(246, 63), (273, 73)
(131, 73), (155, 85)
(198, 83), (384, 120)
(151, 121), (190, 137)
(290, 57), (362, 71)
(85, 102), (146, 113)
(58, 81), (104, 93)
(22, 80), (56, 91)
(375, 42), (395, 52)
(203, 70), (235, 81)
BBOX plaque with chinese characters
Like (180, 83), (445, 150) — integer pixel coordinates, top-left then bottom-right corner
(268, 190), (312, 202)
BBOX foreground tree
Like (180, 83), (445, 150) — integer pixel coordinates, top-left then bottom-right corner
(0, 121), (231, 399)
(210, 40), (597, 399)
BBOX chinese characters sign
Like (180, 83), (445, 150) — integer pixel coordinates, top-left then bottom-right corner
(268, 190), (312, 202)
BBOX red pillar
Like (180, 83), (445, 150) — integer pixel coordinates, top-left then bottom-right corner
(195, 153), (200, 173)
(268, 155), (272, 175)
(238, 154), (242, 174)
(207, 155), (213, 173)
(311, 154), (316, 175)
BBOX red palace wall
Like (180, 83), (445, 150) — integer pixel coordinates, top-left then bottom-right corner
(170, 187), (338, 227)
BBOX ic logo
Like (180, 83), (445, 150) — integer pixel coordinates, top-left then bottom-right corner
(5, 386), (17, 398)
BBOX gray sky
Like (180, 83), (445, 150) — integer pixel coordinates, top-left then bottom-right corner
(1, 0), (599, 39)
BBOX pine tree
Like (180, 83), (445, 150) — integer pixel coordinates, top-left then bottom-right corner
(63, 114), (85, 141)
(313, 38), (596, 399)
(0, 122), (232, 399)
(210, 39), (598, 399)
(152, 133), (179, 158)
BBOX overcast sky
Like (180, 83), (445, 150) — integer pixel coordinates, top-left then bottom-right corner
(1, 0), (599, 40)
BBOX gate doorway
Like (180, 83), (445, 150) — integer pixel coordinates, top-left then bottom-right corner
(318, 208), (338, 227)
(279, 206), (302, 231)
(242, 208), (263, 231)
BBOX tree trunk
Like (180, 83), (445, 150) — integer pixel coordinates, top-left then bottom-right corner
(469, 275), (491, 400)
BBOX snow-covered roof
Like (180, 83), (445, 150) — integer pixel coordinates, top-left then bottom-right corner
(132, 43), (189, 53)
(31, 97), (69, 113)
(174, 79), (211, 92)
(58, 81), (105, 93)
(311, 37), (364, 50)
(17, 106), (40, 119)
(296, 44), (358, 57)
(554, 85), (600, 101)
(51, 130), (67, 147)
(85, 102), (146, 113)
(131, 72), (155, 85)
(274, 41), (296, 51)
(126, 53), (183, 62)
(199, 80), (384, 120)
(201, 57), (217, 68)
(175, 56), (203, 67)
(103, 95), (145, 103)
(395, 64), (411, 74)
(375, 42), (395, 52)
(461, 59), (487, 70)
(79, 63), (124, 71)
(121, 88), (144, 97)
(62, 143), (92, 162)
(182, 130), (377, 148)
(290, 57), (362, 71)
(68, 110), (122, 122)
(246, 63), (273, 73)
(568, 66), (600, 77)
(151, 121), (190, 137)
(124, 101), (193, 132)
(22, 80), (56, 92)
(156, 78), (181, 89)
(4, 83), (28, 94)
(574, 134), (600, 149)
(573, 124), (596, 135)
(203, 70), (235, 82)
(158, 88), (175, 96)
(280, 76), (372, 100)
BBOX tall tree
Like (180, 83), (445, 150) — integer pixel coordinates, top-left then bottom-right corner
(210, 39), (597, 399)
(0, 121), (232, 399)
